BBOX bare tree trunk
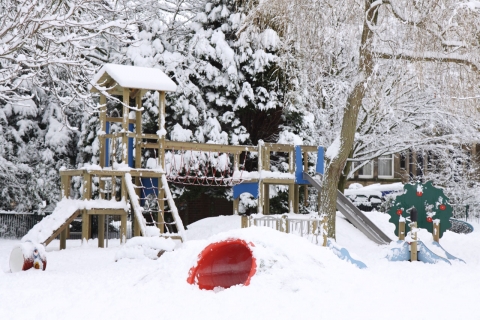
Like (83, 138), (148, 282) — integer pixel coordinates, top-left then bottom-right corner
(319, 0), (377, 238)
(338, 150), (354, 192)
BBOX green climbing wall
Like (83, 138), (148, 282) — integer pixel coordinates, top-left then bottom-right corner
(387, 181), (452, 239)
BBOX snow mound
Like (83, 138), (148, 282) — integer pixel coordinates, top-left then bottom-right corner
(186, 215), (241, 240)
(143, 227), (363, 294)
(115, 237), (176, 261)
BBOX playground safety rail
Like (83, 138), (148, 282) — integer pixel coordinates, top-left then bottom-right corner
(241, 213), (327, 245)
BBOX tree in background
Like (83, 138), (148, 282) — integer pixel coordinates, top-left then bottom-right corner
(122, 0), (314, 212)
(244, 0), (480, 237)
(0, 0), (135, 211)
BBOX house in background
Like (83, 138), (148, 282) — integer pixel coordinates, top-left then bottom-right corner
(346, 144), (479, 188)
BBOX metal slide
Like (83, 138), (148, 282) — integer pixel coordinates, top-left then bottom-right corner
(303, 172), (393, 245)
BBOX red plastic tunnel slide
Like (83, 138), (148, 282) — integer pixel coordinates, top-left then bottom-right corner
(187, 239), (256, 290)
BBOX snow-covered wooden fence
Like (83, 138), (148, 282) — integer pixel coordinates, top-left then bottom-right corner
(241, 213), (326, 245)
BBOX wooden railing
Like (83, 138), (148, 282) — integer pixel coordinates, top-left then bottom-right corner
(241, 213), (327, 246)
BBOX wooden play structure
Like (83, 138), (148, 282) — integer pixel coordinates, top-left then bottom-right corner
(21, 64), (326, 250)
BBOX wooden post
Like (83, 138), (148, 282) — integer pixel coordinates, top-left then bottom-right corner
(59, 174), (70, 250)
(433, 221), (440, 242)
(121, 213), (127, 243)
(122, 88), (130, 164)
(257, 141), (264, 214)
(288, 183), (295, 213)
(98, 215), (105, 248)
(263, 146), (270, 171)
(158, 175), (165, 234)
(82, 173), (92, 244)
(233, 152), (240, 215)
(264, 184), (270, 215)
(241, 215), (248, 228)
(111, 175), (116, 201)
(233, 198), (240, 215)
(410, 221), (418, 262)
(121, 176), (128, 243)
(398, 220), (405, 240)
(233, 153), (240, 171)
(134, 91), (143, 237)
(99, 94), (107, 168)
(280, 215), (287, 232)
(262, 144), (270, 217)
(158, 91), (166, 169)
(294, 185), (300, 213)
(98, 97), (107, 248)
(135, 92), (142, 168)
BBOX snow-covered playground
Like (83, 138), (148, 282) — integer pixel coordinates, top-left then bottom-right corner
(1, 213), (480, 320)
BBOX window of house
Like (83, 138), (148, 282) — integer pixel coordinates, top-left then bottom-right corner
(378, 154), (394, 178)
(400, 153), (406, 170)
(357, 161), (373, 178)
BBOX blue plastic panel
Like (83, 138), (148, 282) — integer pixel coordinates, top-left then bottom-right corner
(295, 146), (309, 185)
(233, 182), (259, 200)
(128, 123), (134, 167)
(105, 121), (110, 167)
(316, 146), (324, 174)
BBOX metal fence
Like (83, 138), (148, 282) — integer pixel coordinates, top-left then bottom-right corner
(0, 214), (43, 239)
(451, 204), (480, 224)
(0, 212), (134, 240)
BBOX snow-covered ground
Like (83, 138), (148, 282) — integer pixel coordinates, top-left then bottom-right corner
(1, 213), (480, 320)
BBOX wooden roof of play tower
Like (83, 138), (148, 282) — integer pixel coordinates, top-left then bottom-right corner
(90, 64), (177, 94)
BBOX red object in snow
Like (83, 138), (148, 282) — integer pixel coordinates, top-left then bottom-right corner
(439, 204), (446, 211)
(187, 239), (256, 290)
(9, 245), (47, 272)
(416, 191), (423, 197)
(427, 217), (433, 223)
(396, 209), (403, 215)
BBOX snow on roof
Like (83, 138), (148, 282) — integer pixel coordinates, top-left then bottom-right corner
(90, 64), (177, 92)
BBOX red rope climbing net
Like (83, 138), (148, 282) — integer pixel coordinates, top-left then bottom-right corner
(165, 149), (248, 187)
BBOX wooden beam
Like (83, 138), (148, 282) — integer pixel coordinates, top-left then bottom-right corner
(106, 117), (136, 124)
(261, 178), (295, 184)
(165, 140), (258, 153)
(43, 210), (82, 246)
(60, 169), (86, 176)
(122, 87), (130, 164)
(86, 209), (127, 215)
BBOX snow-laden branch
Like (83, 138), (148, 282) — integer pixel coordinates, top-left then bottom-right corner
(374, 48), (480, 71)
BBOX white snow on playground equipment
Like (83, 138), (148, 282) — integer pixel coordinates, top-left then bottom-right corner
(22, 199), (129, 244)
(123, 172), (186, 241)
(90, 64), (177, 92)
